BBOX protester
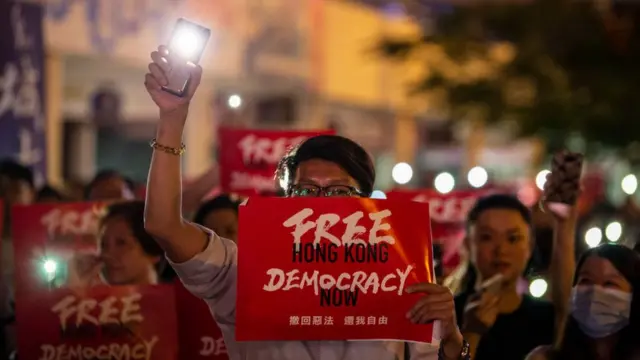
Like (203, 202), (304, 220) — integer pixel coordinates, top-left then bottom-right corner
(84, 169), (136, 201)
(526, 244), (640, 359)
(193, 194), (240, 242)
(0, 160), (35, 235)
(0, 160), (34, 360)
(455, 194), (576, 359)
(68, 200), (164, 287)
(143, 45), (468, 359)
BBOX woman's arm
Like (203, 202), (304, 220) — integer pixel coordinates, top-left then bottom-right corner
(549, 211), (577, 343)
(144, 107), (209, 263)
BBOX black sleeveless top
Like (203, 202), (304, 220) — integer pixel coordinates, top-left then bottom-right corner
(454, 291), (555, 360)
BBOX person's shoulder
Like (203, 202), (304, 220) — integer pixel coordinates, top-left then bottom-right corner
(525, 345), (552, 360)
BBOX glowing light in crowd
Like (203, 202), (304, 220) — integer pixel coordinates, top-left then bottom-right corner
(392, 162), (413, 185)
(621, 174), (638, 195)
(228, 94), (242, 109)
(172, 27), (204, 59)
(605, 221), (622, 242)
(535, 170), (551, 190)
(434, 172), (455, 194)
(585, 227), (602, 248)
(43, 259), (57, 275)
(529, 278), (548, 298)
(371, 190), (387, 199)
(467, 166), (488, 188)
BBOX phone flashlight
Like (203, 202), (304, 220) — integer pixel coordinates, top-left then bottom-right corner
(162, 18), (211, 97)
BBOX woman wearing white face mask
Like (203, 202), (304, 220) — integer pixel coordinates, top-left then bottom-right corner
(527, 244), (640, 360)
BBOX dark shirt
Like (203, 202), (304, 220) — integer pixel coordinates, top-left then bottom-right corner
(455, 291), (555, 360)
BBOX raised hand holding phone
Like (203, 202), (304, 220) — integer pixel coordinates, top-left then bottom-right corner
(144, 19), (210, 116)
(541, 150), (584, 221)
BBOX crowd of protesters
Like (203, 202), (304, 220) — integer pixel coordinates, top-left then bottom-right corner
(0, 46), (638, 360)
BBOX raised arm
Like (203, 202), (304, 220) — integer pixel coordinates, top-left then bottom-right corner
(143, 46), (237, 324)
(549, 208), (577, 344)
(142, 45), (208, 263)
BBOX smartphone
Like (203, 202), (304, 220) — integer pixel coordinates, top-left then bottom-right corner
(544, 150), (584, 217)
(162, 18), (211, 97)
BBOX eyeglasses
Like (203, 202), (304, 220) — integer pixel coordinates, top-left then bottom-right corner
(290, 184), (365, 197)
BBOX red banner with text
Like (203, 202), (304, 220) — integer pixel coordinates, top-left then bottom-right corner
(236, 197), (435, 342)
(386, 189), (494, 270)
(218, 128), (334, 196)
(175, 281), (229, 359)
(11, 202), (179, 360)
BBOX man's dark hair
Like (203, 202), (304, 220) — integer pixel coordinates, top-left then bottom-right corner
(276, 135), (375, 196)
(0, 159), (34, 189)
(193, 194), (240, 226)
(467, 194), (532, 226)
(85, 169), (135, 199)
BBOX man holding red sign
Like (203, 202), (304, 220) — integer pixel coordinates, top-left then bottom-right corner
(143, 46), (469, 359)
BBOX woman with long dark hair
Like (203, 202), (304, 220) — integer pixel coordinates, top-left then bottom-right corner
(527, 244), (640, 359)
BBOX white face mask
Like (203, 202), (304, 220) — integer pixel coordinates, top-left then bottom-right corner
(571, 285), (632, 338)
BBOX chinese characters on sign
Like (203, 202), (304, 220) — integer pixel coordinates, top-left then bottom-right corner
(0, 1), (46, 182)
(287, 315), (388, 326)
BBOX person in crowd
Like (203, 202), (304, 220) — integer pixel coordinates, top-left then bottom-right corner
(142, 45), (468, 359)
(0, 160), (35, 236)
(0, 160), (34, 360)
(455, 194), (576, 359)
(85, 169), (136, 201)
(35, 185), (64, 203)
(193, 194), (240, 242)
(68, 201), (164, 287)
(526, 244), (640, 359)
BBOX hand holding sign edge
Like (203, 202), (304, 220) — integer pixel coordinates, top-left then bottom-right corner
(406, 282), (464, 357)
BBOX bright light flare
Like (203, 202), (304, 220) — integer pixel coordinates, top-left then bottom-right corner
(529, 278), (548, 298)
(535, 170), (551, 190)
(392, 163), (413, 185)
(621, 174), (638, 195)
(434, 172), (455, 194)
(605, 221), (622, 242)
(43, 259), (57, 274)
(467, 166), (488, 188)
(172, 27), (204, 59)
(585, 227), (602, 248)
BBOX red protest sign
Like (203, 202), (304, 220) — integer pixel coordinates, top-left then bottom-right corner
(218, 128), (334, 196)
(386, 189), (491, 269)
(236, 197), (435, 343)
(11, 202), (179, 359)
(15, 285), (178, 360)
(386, 189), (491, 224)
(175, 281), (229, 359)
(11, 202), (105, 294)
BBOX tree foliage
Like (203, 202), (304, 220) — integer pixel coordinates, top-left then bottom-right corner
(380, 0), (640, 151)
